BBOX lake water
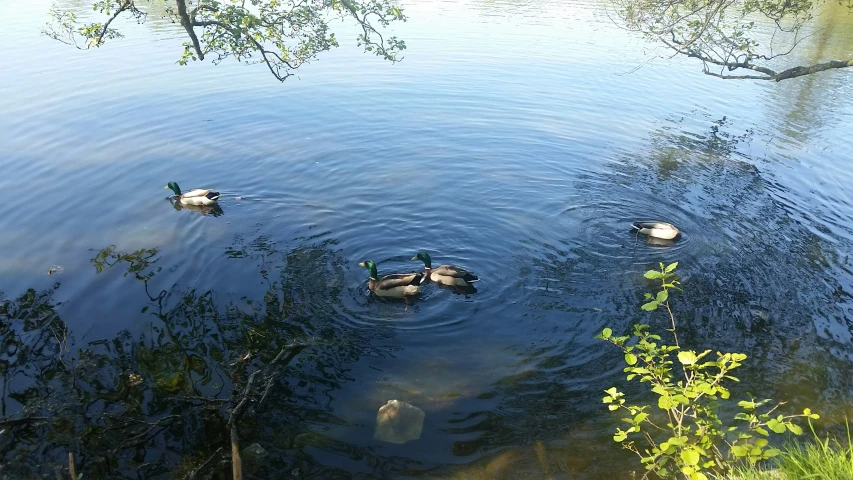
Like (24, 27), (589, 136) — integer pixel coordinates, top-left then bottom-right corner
(1, 0), (852, 478)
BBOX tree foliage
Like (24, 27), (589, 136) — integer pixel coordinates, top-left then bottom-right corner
(44, 0), (407, 81)
(612, 0), (853, 80)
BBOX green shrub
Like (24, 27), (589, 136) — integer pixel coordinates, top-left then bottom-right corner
(597, 262), (818, 480)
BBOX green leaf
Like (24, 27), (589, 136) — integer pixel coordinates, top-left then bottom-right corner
(665, 262), (678, 273)
(614, 431), (628, 442)
(787, 423), (803, 435)
(678, 351), (698, 365)
(731, 445), (749, 457)
(658, 395), (673, 409)
(641, 301), (659, 311)
(601, 328), (612, 339)
(767, 419), (786, 434)
(625, 353), (638, 365)
(680, 449), (700, 466)
(644, 270), (663, 279)
(634, 413), (649, 424)
(763, 448), (781, 458)
(668, 436), (686, 447)
(656, 290), (669, 303)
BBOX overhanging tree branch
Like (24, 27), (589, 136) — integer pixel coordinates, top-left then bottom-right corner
(612, 0), (853, 81)
(44, 0), (407, 82)
(176, 0), (204, 60)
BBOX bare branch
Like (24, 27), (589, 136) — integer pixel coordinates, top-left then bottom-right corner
(773, 58), (853, 81)
(188, 447), (225, 480)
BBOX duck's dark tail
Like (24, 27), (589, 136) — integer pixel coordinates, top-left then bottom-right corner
(463, 273), (480, 283)
(205, 191), (221, 201)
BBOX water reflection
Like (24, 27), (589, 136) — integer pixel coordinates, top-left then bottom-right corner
(1, 0), (852, 478)
(169, 198), (225, 217)
(0, 238), (403, 478)
(2, 119), (853, 477)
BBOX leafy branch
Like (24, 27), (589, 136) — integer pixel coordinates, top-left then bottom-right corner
(597, 262), (819, 479)
(610, 0), (853, 81)
(44, 0), (407, 82)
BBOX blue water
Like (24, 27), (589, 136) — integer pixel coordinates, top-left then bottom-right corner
(1, 0), (852, 477)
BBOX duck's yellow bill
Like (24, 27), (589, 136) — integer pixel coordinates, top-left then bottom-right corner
(358, 262), (366, 267)
(411, 256), (418, 261)
(164, 186), (169, 189)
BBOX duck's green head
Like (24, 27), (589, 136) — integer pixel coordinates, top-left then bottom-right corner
(359, 260), (378, 280)
(411, 252), (432, 268)
(165, 182), (182, 195)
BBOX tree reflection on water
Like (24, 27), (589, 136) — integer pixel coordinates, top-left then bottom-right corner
(0, 237), (398, 479)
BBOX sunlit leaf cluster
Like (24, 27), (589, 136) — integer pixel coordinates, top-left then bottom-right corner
(44, 0), (407, 81)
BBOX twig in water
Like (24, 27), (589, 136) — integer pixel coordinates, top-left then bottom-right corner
(188, 446), (224, 480)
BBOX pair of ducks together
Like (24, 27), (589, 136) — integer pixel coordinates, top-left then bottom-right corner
(359, 252), (479, 299)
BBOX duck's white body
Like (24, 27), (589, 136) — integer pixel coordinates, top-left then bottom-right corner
(631, 222), (681, 240)
(176, 189), (221, 206)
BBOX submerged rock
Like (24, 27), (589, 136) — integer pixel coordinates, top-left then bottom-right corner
(244, 443), (267, 458)
(373, 399), (425, 444)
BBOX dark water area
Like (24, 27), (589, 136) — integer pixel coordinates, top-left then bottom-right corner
(1, 0), (852, 478)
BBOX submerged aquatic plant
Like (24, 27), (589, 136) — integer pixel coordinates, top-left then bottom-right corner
(597, 262), (819, 480)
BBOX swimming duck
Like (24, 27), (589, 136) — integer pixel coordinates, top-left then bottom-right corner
(359, 260), (424, 298)
(411, 252), (479, 287)
(631, 222), (681, 240)
(165, 181), (221, 206)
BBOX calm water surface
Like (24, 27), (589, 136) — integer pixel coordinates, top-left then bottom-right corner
(1, 0), (852, 478)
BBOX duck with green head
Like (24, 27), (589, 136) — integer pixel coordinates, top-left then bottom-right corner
(165, 181), (221, 206)
(359, 260), (424, 298)
(412, 252), (479, 287)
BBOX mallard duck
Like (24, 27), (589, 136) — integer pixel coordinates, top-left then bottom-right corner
(165, 182), (220, 206)
(411, 252), (479, 287)
(359, 260), (424, 298)
(631, 221), (681, 240)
